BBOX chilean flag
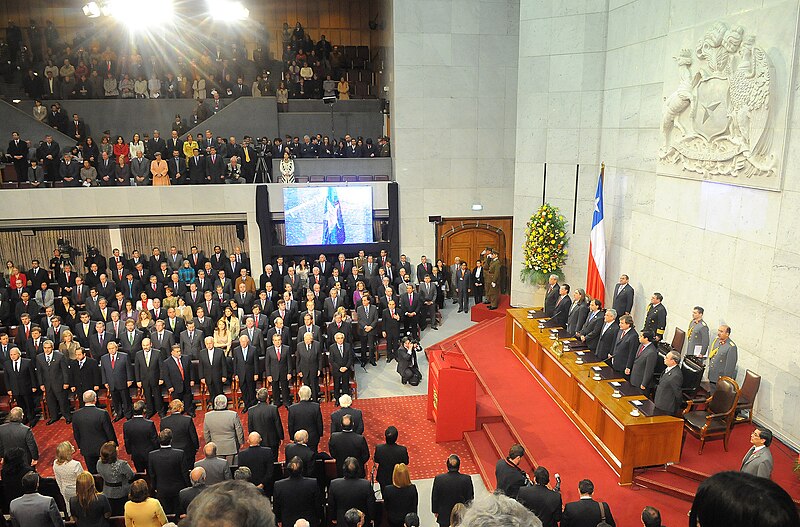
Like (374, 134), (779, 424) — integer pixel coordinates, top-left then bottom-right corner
(586, 165), (606, 303)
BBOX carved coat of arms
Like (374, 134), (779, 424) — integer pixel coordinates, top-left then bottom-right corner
(659, 22), (776, 180)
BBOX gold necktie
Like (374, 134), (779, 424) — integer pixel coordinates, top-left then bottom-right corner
(709, 338), (719, 359)
(244, 148), (250, 162)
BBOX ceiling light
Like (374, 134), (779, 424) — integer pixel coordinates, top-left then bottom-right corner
(472, 203), (483, 211)
(82, 2), (101, 17)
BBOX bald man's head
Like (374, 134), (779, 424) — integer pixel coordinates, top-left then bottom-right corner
(248, 432), (262, 446)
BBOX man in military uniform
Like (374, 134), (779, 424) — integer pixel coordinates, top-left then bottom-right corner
(485, 249), (501, 310)
(686, 306), (709, 357)
(643, 292), (667, 342)
(708, 325), (737, 388)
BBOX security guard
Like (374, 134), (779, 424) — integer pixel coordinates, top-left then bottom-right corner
(643, 292), (667, 342)
(708, 325), (737, 386)
(686, 306), (710, 356)
(484, 249), (502, 310)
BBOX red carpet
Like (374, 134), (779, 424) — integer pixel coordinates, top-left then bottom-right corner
(453, 318), (724, 527)
(31, 395), (476, 481)
(470, 295), (510, 322)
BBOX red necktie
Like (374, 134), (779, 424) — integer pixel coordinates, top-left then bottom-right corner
(111, 355), (116, 369)
(276, 346), (281, 361)
(636, 344), (645, 357)
(176, 358), (185, 379)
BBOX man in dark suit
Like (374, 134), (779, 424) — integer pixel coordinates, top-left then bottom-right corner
(550, 284), (572, 328)
(123, 400), (159, 472)
(121, 271), (143, 300)
(119, 319), (145, 358)
(96, 151), (115, 185)
(178, 467), (208, 518)
(285, 430), (316, 477)
(288, 385), (324, 452)
(179, 321), (204, 360)
(329, 331), (354, 402)
(164, 309), (186, 336)
(653, 351), (684, 415)
(373, 426), (409, 490)
(382, 299), (403, 363)
(575, 300), (604, 351)
(265, 333), (292, 407)
(232, 334), (259, 411)
(36, 134), (60, 183)
(163, 345), (195, 417)
(15, 292), (40, 326)
(399, 283), (421, 339)
(455, 262), (472, 314)
(237, 431), (275, 492)
(629, 331), (659, 395)
(4, 347), (38, 425)
(328, 414), (369, 477)
(294, 332), (323, 402)
(168, 150), (186, 184)
(100, 342), (133, 421)
(240, 316), (265, 356)
(328, 457), (375, 525)
(543, 275), (560, 317)
(561, 479), (615, 527)
(192, 308), (214, 340)
(198, 336), (227, 403)
(72, 389), (117, 473)
(146, 131), (167, 160)
(161, 399), (199, 474)
(37, 340), (72, 424)
(418, 273), (438, 331)
(88, 321), (111, 360)
(273, 455), (321, 527)
(612, 274), (634, 319)
(25, 326), (45, 358)
(7, 132), (29, 183)
(134, 338), (165, 418)
(330, 394), (364, 434)
(517, 466), (562, 527)
(148, 428), (190, 515)
(595, 309), (620, 362)
(70, 348), (101, 405)
(188, 149), (206, 184)
(205, 146), (226, 183)
(247, 387), (283, 450)
(327, 311), (352, 344)
(0, 406), (39, 464)
(610, 315), (638, 376)
(431, 454), (475, 527)
(495, 444), (529, 499)
(356, 295), (379, 367)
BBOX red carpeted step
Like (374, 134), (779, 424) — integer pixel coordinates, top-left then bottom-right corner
(464, 429), (498, 490)
(667, 464), (709, 482)
(471, 295), (511, 322)
(476, 392), (503, 428)
(483, 421), (536, 477)
(633, 469), (699, 502)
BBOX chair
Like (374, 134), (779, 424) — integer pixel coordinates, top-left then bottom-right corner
(308, 175), (325, 183)
(342, 175), (358, 182)
(671, 327), (686, 354)
(325, 174), (342, 182)
(735, 370), (761, 425)
(682, 376), (740, 454)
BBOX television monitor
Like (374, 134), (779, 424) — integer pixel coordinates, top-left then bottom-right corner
(283, 185), (374, 246)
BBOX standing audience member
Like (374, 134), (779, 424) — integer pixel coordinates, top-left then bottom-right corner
(0, 407), (39, 465)
(4, 347), (39, 426)
(123, 400), (159, 472)
(236, 432), (275, 492)
(203, 394), (244, 464)
(181, 480), (275, 527)
(95, 441), (134, 516)
(459, 493), (541, 527)
(148, 428), (189, 515)
(194, 442), (231, 485)
(382, 464), (419, 527)
(37, 339), (72, 424)
(431, 454), (474, 527)
(52, 441), (83, 516)
(642, 506), (661, 527)
(373, 426), (409, 490)
(495, 444), (529, 499)
(2, 447), (34, 507)
(328, 457), (375, 526)
(177, 467), (208, 518)
(124, 479), (168, 527)
(273, 456), (321, 527)
(69, 470), (112, 527)
(71, 390), (117, 474)
(561, 479), (615, 527)
(160, 399), (199, 474)
(247, 387), (284, 451)
(288, 385), (323, 453)
(9, 471), (64, 527)
(328, 414), (369, 478)
(330, 394), (364, 434)
(740, 427), (774, 479)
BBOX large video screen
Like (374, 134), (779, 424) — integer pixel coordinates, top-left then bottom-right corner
(283, 186), (374, 246)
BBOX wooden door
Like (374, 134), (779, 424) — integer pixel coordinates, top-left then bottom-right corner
(437, 217), (513, 293)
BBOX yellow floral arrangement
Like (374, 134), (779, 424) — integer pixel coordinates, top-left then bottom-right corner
(520, 203), (569, 286)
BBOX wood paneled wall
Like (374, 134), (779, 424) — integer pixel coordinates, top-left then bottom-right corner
(1, 0), (377, 62)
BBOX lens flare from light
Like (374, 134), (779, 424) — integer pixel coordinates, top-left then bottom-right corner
(107, 0), (175, 30)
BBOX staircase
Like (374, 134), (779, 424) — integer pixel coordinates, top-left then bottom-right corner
(465, 420), (537, 491)
(632, 465), (706, 503)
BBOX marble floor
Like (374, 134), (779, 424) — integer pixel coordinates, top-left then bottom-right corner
(357, 299), (486, 525)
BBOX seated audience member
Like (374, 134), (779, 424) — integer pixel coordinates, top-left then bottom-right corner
(124, 479), (168, 527)
(70, 470), (112, 527)
(561, 479), (614, 527)
(689, 471), (799, 527)
(182, 480), (275, 527)
(9, 471), (64, 527)
(459, 492), (542, 527)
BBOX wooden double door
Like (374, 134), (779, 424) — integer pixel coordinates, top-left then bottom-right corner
(436, 217), (513, 293)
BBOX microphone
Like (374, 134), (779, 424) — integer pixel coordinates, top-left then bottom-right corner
(554, 473), (561, 492)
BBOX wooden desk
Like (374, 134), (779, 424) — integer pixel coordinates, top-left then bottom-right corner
(505, 309), (683, 484)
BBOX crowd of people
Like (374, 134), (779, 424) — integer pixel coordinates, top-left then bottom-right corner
(4, 19), (371, 103)
(4, 124), (390, 186)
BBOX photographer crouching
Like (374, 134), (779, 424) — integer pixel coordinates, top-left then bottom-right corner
(397, 336), (423, 386)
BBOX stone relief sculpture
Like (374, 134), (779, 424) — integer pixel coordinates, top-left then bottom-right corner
(659, 22), (776, 181)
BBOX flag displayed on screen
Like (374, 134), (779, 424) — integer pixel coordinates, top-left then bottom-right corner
(587, 165), (606, 303)
(323, 187), (346, 244)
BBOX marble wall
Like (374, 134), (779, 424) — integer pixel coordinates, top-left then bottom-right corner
(390, 0), (520, 261)
(511, 0), (800, 447)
